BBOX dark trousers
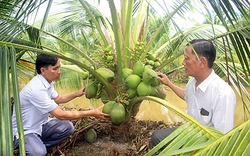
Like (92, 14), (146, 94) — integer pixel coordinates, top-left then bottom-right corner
(13, 119), (74, 156)
(149, 128), (177, 149)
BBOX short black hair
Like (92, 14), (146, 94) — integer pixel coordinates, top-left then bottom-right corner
(186, 39), (216, 68)
(36, 54), (58, 74)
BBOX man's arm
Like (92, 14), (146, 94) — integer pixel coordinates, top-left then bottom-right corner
(157, 72), (185, 100)
(50, 105), (110, 120)
(53, 87), (85, 104)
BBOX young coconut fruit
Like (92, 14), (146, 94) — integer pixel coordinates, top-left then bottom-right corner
(82, 71), (89, 80)
(101, 90), (109, 104)
(122, 68), (133, 79)
(142, 68), (157, 84)
(137, 81), (152, 96)
(110, 103), (125, 125)
(132, 61), (144, 76)
(149, 77), (161, 87)
(147, 60), (155, 66)
(85, 83), (98, 99)
(153, 61), (160, 69)
(84, 128), (97, 143)
(147, 52), (156, 61)
(150, 85), (167, 99)
(144, 65), (153, 70)
(102, 101), (118, 114)
(96, 67), (115, 82)
(125, 74), (141, 89)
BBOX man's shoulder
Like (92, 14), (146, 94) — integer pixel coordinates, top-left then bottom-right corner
(213, 74), (231, 87)
(21, 75), (42, 92)
(211, 74), (235, 95)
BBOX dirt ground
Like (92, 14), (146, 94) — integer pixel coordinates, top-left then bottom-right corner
(48, 117), (183, 156)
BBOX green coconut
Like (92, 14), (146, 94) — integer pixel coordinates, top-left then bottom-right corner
(122, 68), (133, 79)
(142, 68), (157, 84)
(147, 60), (155, 66)
(96, 67), (115, 82)
(147, 52), (156, 61)
(126, 88), (137, 99)
(102, 101), (117, 114)
(137, 82), (152, 96)
(85, 83), (98, 99)
(125, 74), (141, 89)
(150, 77), (161, 87)
(153, 61), (160, 68)
(84, 128), (97, 143)
(150, 85), (167, 99)
(144, 65), (153, 70)
(110, 104), (125, 125)
(132, 61), (144, 76)
(82, 71), (89, 80)
(106, 55), (114, 61)
(101, 91), (109, 104)
(105, 45), (112, 52)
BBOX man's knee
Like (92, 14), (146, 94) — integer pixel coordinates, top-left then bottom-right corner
(150, 130), (163, 148)
(26, 146), (47, 156)
(149, 128), (176, 149)
(25, 133), (47, 156)
(64, 121), (74, 135)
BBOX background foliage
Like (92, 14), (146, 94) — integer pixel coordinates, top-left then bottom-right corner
(0, 0), (249, 155)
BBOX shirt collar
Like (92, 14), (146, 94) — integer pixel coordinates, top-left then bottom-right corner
(37, 74), (54, 89)
(197, 70), (215, 92)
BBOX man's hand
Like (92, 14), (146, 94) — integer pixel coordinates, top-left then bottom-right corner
(157, 72), (171, 86)
(75, 87), (85, 97)
(91, 105), (110, 120)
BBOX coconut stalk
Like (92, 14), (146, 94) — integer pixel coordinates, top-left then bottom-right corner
(10, 47), (26, 156)
(123, 0), (134, 68)
(0, 46), (14, 155)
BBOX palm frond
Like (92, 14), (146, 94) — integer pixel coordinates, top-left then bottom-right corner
(145, 97), (250, 155)
(196, 120), (250, 156)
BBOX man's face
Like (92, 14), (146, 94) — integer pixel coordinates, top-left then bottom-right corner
(41, 59), (61, 83)
(182, 46), (201, 77)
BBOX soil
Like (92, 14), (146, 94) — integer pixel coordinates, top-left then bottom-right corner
(47, 116), (183, 156)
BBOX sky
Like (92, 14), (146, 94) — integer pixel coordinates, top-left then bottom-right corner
(85, 0), (206, 30)
(31, 0), (206, 30)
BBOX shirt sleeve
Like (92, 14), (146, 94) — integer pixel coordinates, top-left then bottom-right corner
(184, 78), (194, 102)
(50, 85), (58, 99)
(212, 88), (236, 133)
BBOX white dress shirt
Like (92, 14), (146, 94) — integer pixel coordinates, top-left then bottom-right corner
(12, 74), (58, 139)
(184, 70), (236, 133)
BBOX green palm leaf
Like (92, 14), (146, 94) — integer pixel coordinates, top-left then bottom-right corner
(143, 96), (250, 156)
(197, 120), (250, 156)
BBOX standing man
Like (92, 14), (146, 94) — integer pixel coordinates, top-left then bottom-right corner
(12, 54), (109, 155)
(149, 39), (236, 148)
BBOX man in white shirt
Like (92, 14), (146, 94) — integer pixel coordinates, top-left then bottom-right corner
(149, 39), (236, 148)
(12, 54), (109, 156)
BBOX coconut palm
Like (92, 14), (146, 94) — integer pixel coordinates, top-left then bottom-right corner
(0, 0), (249, 155)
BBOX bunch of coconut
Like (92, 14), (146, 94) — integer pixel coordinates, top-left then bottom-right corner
(85, 67), (115, 99)
(146, 52), (161, 69)
(102, 100), (125, 125)
(123, 61), (167, 99)
(83, 67), (126, 125)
